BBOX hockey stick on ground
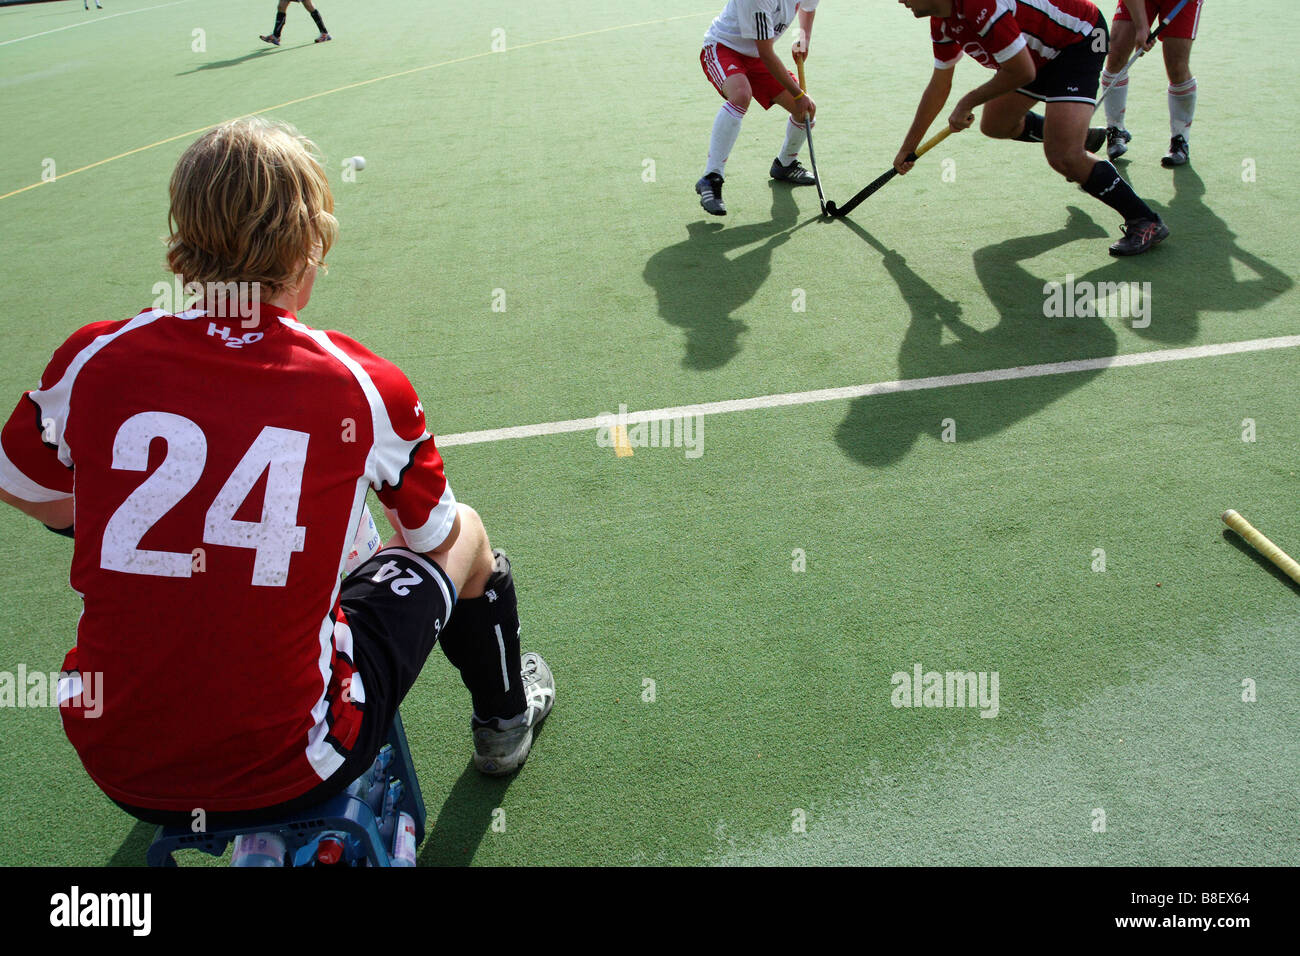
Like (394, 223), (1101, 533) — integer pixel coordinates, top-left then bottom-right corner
(825, 126), (953, 220)
(794, 54), (827, 216)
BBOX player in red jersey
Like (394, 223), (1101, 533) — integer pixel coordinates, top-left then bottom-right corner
(1100, 1), (1203, 166)
(261, 0), (331, 46)
(895, 0), (1168, 256)
(0, 119), (554, 825)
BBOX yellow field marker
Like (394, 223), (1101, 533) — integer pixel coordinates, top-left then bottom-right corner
(612, 426), (634, 458)
(1222, 509), (1300, 585)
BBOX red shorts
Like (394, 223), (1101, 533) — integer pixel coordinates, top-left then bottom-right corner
(700, 43), (796, 111)
(1113, 0), (1203, 41)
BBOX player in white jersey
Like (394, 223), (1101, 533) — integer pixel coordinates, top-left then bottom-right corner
(1100, 1), (1204, 167)
(697, 0), (821, 216)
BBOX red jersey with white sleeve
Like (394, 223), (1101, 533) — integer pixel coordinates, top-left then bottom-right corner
(0, 303), (457, 812)
(932, 0), (1102, 71)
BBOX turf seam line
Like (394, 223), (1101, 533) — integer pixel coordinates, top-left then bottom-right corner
(436, 335), (1300, 447)
(0, 11), (712, 201)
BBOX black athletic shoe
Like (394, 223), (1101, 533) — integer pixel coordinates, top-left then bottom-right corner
(1108, 215), (1170, 257)
(259, 34), (281, 46)
(1084, 127), (1108, 154)
(1161, 135), (1189, 168)
(696, 173), (726, 216)
(1106, 126), (1131, 160)
(769, 157), (817, 186)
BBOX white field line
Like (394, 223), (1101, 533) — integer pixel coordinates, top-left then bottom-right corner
(0, 0), (195, 47)
(437, 335), (1300, 447)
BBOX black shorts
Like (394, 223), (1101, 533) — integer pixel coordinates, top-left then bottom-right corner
(1019, 15), (1108, 105)
(114, 547), (456, 828)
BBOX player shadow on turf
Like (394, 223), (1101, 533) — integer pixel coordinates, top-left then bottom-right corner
(643, 182), (800, 370)
(107, 818), (157, 866)
(416, 758), (518, 866)
(836, 208), (1118, 467)
(175, 46), (305, 76)
(1060, 166), (1294, 345)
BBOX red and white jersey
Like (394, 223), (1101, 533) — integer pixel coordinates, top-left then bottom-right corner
(0, 303), (456, 812)
(704, 0), (818, 59)
(932, 0), (1101, 71)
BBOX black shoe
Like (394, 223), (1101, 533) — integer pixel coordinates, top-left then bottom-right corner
(770, 157), (816, 186)
(1084, 126), (1108, 154)
(696, 173), (726, 216)
(1109, 216), (1170, 257)
(1161, 135), (1189, 168)
(1106, 126), (1131, 161)
(315, 32), (332, 43)
(259, 34), (281, 46)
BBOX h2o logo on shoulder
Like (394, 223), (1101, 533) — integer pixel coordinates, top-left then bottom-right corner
(207, 322), (264, 349)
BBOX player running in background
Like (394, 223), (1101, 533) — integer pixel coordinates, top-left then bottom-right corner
(697, 0), (821, 216)
(0, 119), (553, 826)
(895, 0), (1168, 256)
(261, 0), (332, 46)
(1100, 1), (1203, 166)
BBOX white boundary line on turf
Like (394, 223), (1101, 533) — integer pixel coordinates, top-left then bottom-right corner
(437, 335), (1300, 447)
(0, 0), (195, 47)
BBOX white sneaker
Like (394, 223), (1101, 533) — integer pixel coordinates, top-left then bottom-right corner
(472, 652), (555, 776)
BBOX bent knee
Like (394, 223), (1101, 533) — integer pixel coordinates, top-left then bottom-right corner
(728, 90), (752, 111)
(1045, 149), (1081, 179)
(980, 116), (1019, 140)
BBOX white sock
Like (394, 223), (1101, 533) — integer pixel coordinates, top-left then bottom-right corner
(1100, 68), (1128, 129)
(1168, 77), (1197, 141)
(705, 102), (745, 178)
(777, 117), (811, 166)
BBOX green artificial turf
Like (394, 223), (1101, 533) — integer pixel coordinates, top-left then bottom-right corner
(0, 0), (1296, 866)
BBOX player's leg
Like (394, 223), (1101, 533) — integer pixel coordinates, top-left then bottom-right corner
(979, 90), (1040, 142)
(260, 0), (292, 46)
(1161, 37), (1195, 166)
(1100, 11), (1138, 158)
(769, 86), (817, 186)
(1043, 100), (1166, 255)
(301, 0), (331, 42)
(424, 506), (554, 775)
(697, 45), (752, 215)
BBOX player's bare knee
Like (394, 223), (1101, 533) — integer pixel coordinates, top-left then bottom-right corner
(980, 115), (1016, 140)
(728, 90), (752, 111)
(1046, 148), (1083, 180)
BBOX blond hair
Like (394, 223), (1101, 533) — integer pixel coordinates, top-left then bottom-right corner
(166, 118), (338, 296)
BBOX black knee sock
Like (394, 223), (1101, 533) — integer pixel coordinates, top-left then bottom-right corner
(310, 9), (328, 33)
(438, 551), (526, 723)
(1014, 111), (1045, 143)
(1081, 160), (1155, 221)
(273, 11), (286, 37)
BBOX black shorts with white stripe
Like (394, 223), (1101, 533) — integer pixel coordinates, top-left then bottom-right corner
(1019, 15), (1108, 105)
(341, 546), (457, 748)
